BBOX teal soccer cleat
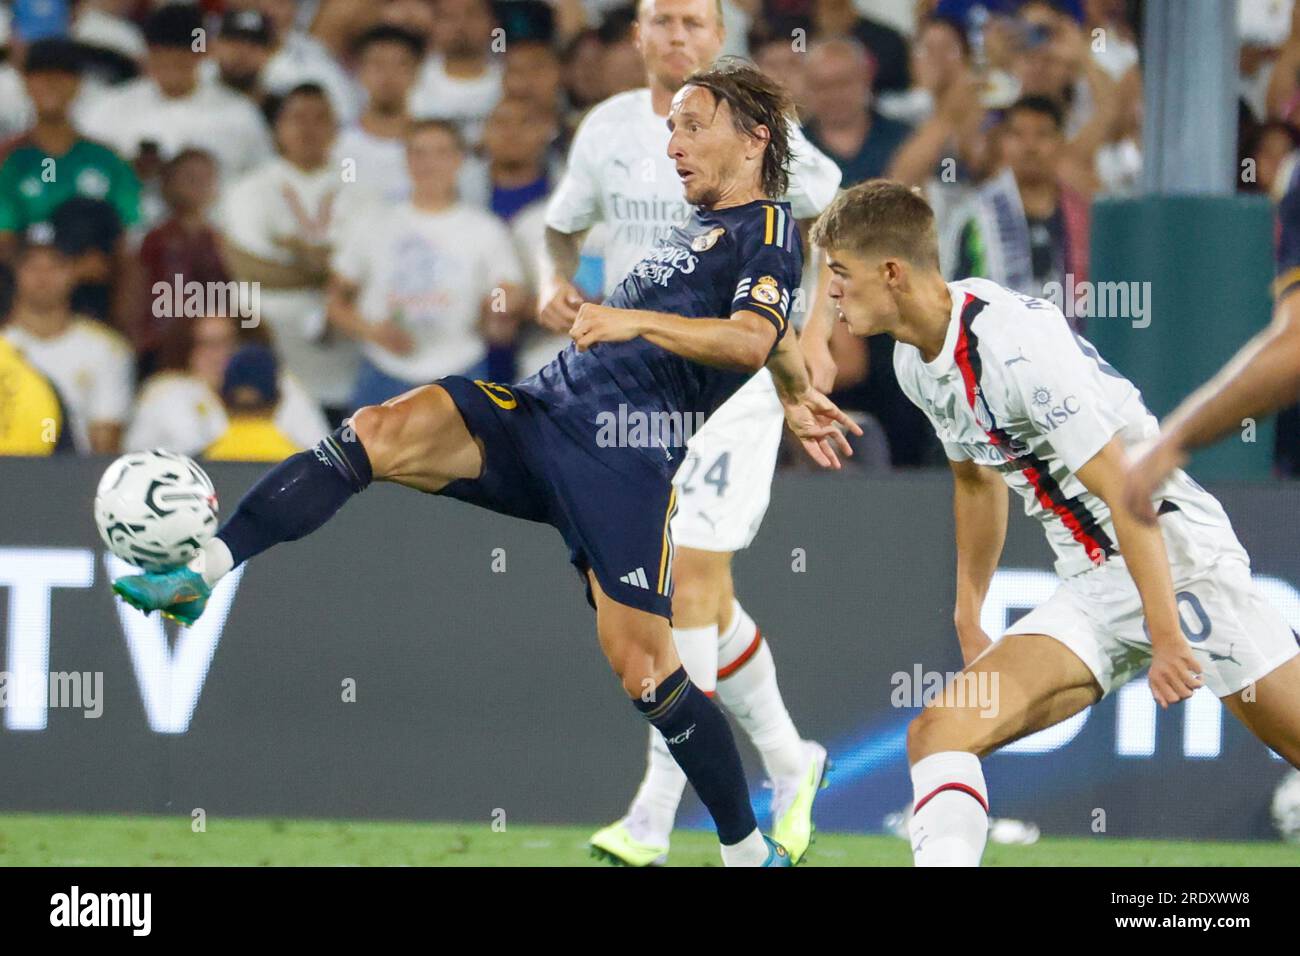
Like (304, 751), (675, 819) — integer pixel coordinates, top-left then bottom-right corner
(760, 835), (793, 867)
(112, 567), (211, 626)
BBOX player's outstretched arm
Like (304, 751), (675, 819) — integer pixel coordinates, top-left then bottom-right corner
(570, 303), (777, 371)
(1078, 438), (1203, 708)
(767, 326), (863, 469)
(950, 457), (1009, 666)
(1124, 292), (1300, 523)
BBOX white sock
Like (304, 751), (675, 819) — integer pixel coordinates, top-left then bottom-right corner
(624, 729), (684, 847)
(719, 827), (769, 867)
(715, 601), (805, 780)
(624, 624), (718, 845)
(908, 751), (989, 867)
(187, 537), (233, 587)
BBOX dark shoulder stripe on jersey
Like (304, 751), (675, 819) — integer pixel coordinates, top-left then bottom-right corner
(952, 292), (1115, 565)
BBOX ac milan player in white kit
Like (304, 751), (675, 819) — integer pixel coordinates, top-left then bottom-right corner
(537, 0), (842, 865)
(813, 180), (1300, 866)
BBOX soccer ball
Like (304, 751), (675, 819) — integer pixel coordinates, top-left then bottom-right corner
(1272, 770), (1300, 842)
(94, 450), (219, 572)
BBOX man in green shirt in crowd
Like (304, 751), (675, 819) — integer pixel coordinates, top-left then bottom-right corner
(0, 38), (141, 328)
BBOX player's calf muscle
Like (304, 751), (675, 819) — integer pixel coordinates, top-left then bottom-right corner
(351, 386), (482, 492)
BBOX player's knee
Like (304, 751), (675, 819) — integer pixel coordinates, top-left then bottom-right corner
(349, 402), (408, 479)
(907, 705), (995, 762)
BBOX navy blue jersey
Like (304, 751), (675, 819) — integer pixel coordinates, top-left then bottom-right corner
(518, 199), (802, 440)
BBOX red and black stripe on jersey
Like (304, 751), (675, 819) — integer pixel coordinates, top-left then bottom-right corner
(953, 293), (1116, 566)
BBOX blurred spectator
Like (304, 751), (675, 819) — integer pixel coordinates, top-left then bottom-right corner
(560, 28), (607, 118)
(2, 238), (133, 454)
(1243, 120), (1300, 197)
(0, 38), (140, 272)
(750, 21), (813, 115)
(327, 120), (526, 407)
(409, 0), (504, 146)
(255, 0), (363, 123)
(503, 37), (564, 115)
(810, 0), (911, 94)
(127, 313), (328, 456)
(204, 344), (304, 461)
(481, 97), (559, 222)
(217, 83), (378, 420)
(71, 0), (145, 64)
(76, 3), (273, 184)
(211, 8), (276, 108)
(955, 95), (1090, 307)
(332, 24), (426, 202)
(804, 37), (912, 185)
(0, 335), (75, 455)
(134, 149), (229, 371)
(597, 6), (646, 99)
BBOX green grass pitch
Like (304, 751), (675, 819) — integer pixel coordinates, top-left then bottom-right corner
(1, 813), (1298, 866)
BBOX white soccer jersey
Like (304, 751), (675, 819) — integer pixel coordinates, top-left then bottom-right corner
(894, 278), (1243, 579)
(545, 88), (842, 297)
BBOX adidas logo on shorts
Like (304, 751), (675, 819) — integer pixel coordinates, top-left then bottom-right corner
(620, 568), (650, 589)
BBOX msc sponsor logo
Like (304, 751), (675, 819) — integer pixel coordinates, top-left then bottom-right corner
(1031, 392), (1081, 432)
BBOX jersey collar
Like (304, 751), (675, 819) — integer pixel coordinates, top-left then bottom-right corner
(918, 283), (966, 377)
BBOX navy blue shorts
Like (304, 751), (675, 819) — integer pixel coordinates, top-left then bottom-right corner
(436, 376), (678, 619)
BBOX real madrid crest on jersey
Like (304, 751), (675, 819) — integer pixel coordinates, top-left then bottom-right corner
(690, 226), (726, 252)
(752, 275), (782, 305)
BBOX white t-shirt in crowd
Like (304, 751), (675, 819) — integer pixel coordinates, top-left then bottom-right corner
(545, 87), (842, 297)
(125, 371), (330, 456)
(331, 201), (524, 384)
(261, 32), (364, 125)
(76, 76), (273, 182)
(408, 54), (503, 145)
(218, 156), (381, 407)
(509, 198), (571, 378)
(330, 125), (491, 207)
(3, 318), (134, 453)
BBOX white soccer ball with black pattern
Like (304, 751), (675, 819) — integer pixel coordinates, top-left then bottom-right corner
(94, 451), (219, 572)
(1272, 769), (1300, 842)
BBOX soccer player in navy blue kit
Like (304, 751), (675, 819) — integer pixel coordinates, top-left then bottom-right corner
(112, 61), (860, 867)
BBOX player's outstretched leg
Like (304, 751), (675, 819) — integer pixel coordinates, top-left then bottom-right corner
(112, 385), (484, 622)
(589, 572), (788, 867)
(1221, 654), (1300, 768)
(905, 634), (1100, 866)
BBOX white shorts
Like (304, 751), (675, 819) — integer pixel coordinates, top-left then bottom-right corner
(670, 368), (784, 553)
(1004, 514), (1299, 697)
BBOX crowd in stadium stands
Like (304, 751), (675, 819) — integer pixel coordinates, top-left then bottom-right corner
(0, 0), (1293, 474)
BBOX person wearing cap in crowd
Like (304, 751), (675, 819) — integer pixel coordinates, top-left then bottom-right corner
(210, 7), (276, 109)
(76, 3), (273, 184)
(1, 229), (134, 454)
(255, 0), (363, 125)
(204, 343), (302, 462)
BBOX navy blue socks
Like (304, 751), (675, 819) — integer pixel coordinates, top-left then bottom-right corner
(217, 426), (373, 568)
(634, 666), (758, 845)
